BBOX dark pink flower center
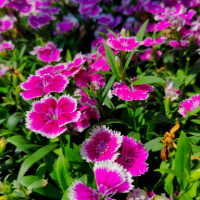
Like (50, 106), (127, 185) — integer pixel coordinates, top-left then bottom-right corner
(95, 141), (108, 154)
(36, 78), (53, 89)
(44, 107), (62, 122)
(119, 151), (139, 169)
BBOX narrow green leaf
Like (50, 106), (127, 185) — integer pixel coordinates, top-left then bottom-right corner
(27, 179), (47, 191)
(15, 144), (41, 153)
(164, 159), (175, 196)
(66, 49), (72, 62)
(89, 71), (114, 76)
(17, 143), (57, 181)
(136, 19), (149, 41)
(124, 19), (149, 70)
(56, 154), (72, 192)
(132, 76), (165, 85)
(104, 43), (118, 77)
(102, 75), (115, 101)
(96, 31), (109, 39)
(19, 44), (26, 60)
(175, 131), (192, 190)
(191, 119), (200, 124)
(155, 169), (187, 179)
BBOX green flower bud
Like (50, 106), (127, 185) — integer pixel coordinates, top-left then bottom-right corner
(0, 137), (6, 155)
(190, 168), (200, 182)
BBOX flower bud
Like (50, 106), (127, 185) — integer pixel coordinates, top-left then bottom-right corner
(190, 168), (200, 182)
(114, 56), (125, 81)
(0, 137), (6, 155)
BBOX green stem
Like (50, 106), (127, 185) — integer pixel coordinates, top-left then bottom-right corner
(59, 135), (65, 156)
(185, 57), (190, 75)
(65, 135), (70, 148)
(164, 98), (171, 118)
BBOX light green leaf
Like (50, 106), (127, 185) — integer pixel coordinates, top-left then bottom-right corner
(7, 112), (23, 131)
(17, 143), (57, 181)
(132, 76), (165, 85)
(145, 137), (163, 152)
(102, 75), (115, 102)
(19, 175), (62, 199)
(56, 154), (72, 192)
(175, 131), (192, 190)
(155, 168), (187, 179)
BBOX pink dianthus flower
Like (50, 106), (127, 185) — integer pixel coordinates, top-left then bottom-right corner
(113, 77), (154, 101)
(80, 126), (122, 162)
(0, 41), (14, 52)
(178, 94), (200, 117)
(20, 74), (68, 100)
(68, 161), (133, 200)
(0, 16), (13, 33)
(30, 42), (62, 63)
(107, 36), (140, 52)
(25, 95), (80, 138)
(115, 136), (148, 177)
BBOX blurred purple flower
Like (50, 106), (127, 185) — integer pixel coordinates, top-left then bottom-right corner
(28, 14), (53, 29)
(0, 41), (14, 52)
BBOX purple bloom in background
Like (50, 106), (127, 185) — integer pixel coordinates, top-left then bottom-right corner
(113, 77), (154, 101)
(55, 14), (79, 34)
(80, 126), (122, 162)
(28, 14), (53, 29)
(67, 161), (133, 200)
(0, 64), (9, 78)
(97, 14), (114, 26)
(5, 0), (32, 16)
(116, 136), (148, 177)
(163, 80), (181, 101)
(0, 0), (8, 8)
(30, 42), (62, 63)
(143, 37), (167, 47)
(139, 48), (162, 61)
(25, 95), (80, 138)
(20, 74), (69, 100)
(0, 41), (14, 52)
(0, 16), (13, 33)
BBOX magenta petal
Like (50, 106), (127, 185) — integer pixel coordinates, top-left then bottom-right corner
(94, 161), (133, 195)
(58, 95), (78, 113)
(26, 111), (46, 131)
(40, 121), (67, 138)
(45, 75), (68, 95)
(58, 111), (80, 127)
(113, 82), (133, 101)
(21, 88), (43, 100)
(67, 180), (99, 200)
(21, 76), (42, 90)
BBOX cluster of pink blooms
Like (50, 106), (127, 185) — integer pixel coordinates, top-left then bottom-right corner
(21, 33), (158, 137)
(68, 125), (148, 200)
